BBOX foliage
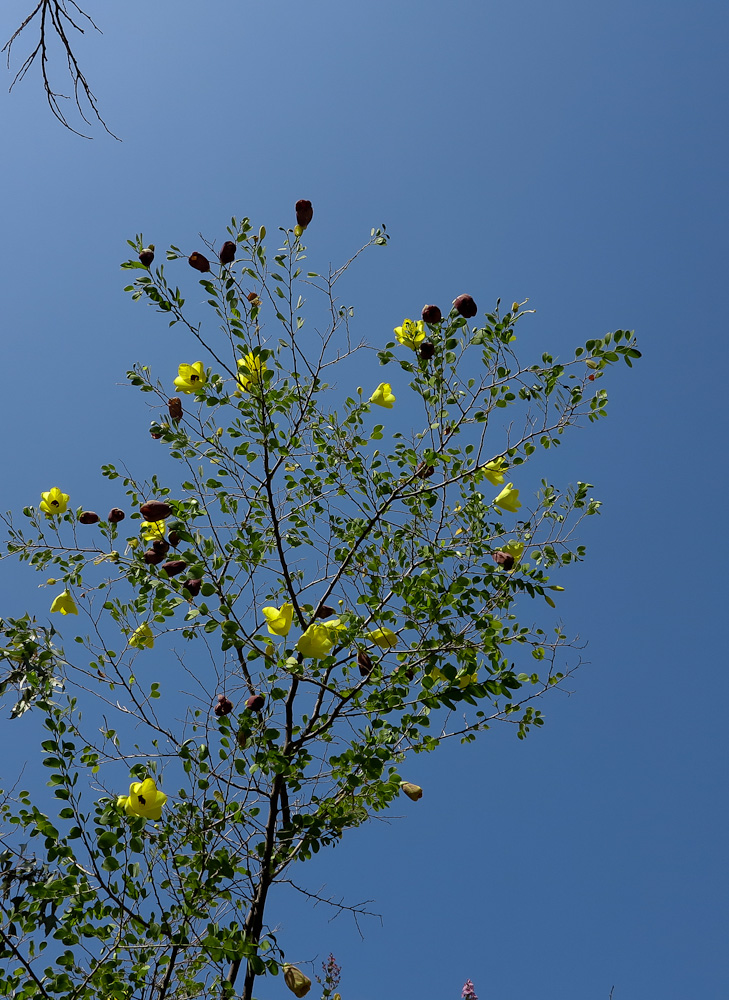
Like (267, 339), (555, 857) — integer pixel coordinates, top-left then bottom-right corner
(0, 207), (639, 999)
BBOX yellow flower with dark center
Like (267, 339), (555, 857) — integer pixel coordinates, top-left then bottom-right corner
(129, 623), (154, 649)
(369, 627), (398, 650)
(369, 383), (395, 408)
(262, 602), (294, 636)
(296, 620), (345, 659)
(493, 483), (521, 513)
(482, 458), (507, 486)
(174, 362), (207, 394)
(237, 353), (267, 392)
(117, 777), (167, 821)
(394, 318), (426, 350)
(40, 487), (70, 516)
(50, 590), (78, 616)
(140, 520), (166, 541)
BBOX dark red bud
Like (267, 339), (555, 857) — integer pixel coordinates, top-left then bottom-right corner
(162, 560), (187, 577)
(188, 251), (211, 273)
(150, 430), (162, 439)
(453, 294), (478, 319)
(139, 248), (155, 267)
(418, 341), (435, 360)
(295, 199), (314, 229)
(182, 578), (202, 597)
(357, 650), (373, 676)
(144, 549), (165, 565)
(219, 240), (236, 265)
(247, 291), (260, 303)
(588, 374), (595, 381)
(415, 462), (435, 479)
(108, 508), (125, 523)
(492, 551), (515, 570)
(316, 604), (337, 619)
(214, 695), (234, 716)
(421, 304), (442, 325)
(246, 694), (265, 712)
(152, 538), (170, 556)
(167, 397), (183, 421)
(140, 501), (173, 521)
(79, 511), (99, 525)
(168, 530), (181, 548)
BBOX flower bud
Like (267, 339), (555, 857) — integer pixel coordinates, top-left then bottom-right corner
(357, 650), (373, 676)
(167, 397), (183, 421)
(400, 781), (423, 801)
(453, 294), (478, 318)
(283, 964), (312, 998)
(144, 549), (165, 565)
(246, 693), (265, 712)
(315, 604), (337, 619)
(295, 200), (313, 229)
(140, 501), (173, 521)
(421, 304), (442, 324)
(168, 530), (181, 548)
(492, 551), (515, 570)
(219, 240), (236, 265)
(182, 578), (202, 597)
(108, 508), (125, 523)
(188, 251), (211, 272)
(214, 694), (234, 716)
(152, 538), (170, 556)
(418, 341), (435, 360)
(150, 428), (162, 439)
(162, 559), (187, 577)
(511, 301), (519, 313)
(79, 511), (99, 525)
(294, 224), (304, 238)
(139, 246), (155, 267)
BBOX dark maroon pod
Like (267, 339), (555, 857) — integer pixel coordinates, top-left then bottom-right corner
(415, 462), (435, 479)
(215, 694), (234, 716)
(418, 341), (435, 361)
(152, 538), (170, 556)
(79, 511), (99, 525)
(316, 604), (337, 619)
(144, 549), (165, 565)
(150, 429), (162, 440)
(492, 551), (515, 570)
(357, 650), (373, 677)
(182, 578), (202, 597)
(139, 247), (155, 267)
(108, 508), (125, 523)
(168, 530), (181, 548)
(246, 694), (265, 712)
(167, 397), (183, 421)
(421, 304), (442, 325)
(162, 560), (187, 577)
(295, 199), (313, 229)
(219, 240), (236, 265)
(140, 501), (173, 521)
(453, 294), (478, 318)
(188, 251), (211, 273)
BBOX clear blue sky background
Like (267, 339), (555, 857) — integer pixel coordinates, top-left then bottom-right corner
(1, 1), (728, 998)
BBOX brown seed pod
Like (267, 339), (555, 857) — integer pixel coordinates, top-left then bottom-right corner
(167, 397), (183, 421)
(108, 508), (125, 523)
(168, 530), (181, 548)
(152, 538), (170, 556)
(219, 240), (236, 265)
(144, 549), (165, 565)
(246, 693), (265, 712)
(419, 341), (435, 360)
(140, 501), (173, 521)
(415, 462), (435, 479)
(188, 251), (211, 273)
(295, 199), (313, 229)
(162, 560), (187, 577)
(139, 246), (155, 267)
(78, 511), (99, 525)
(315, 604), (337, 619)
(357, 650), (373, 676)
(182, 578), (202, 597)
(492, 551), (515, 570)
(421, 304), (442, 324)
(400, 781), (423, 801)
(214, 694), (234, 716)
(453, 294), (478, 318)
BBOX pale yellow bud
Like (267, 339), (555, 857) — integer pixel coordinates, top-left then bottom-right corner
(400, 781), (423, 801)
(283, 964), (311, 997)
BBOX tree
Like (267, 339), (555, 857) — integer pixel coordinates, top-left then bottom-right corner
(0, 203), (640, 999)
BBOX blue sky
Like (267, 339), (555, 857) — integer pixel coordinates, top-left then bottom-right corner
(1, 1), (728, 998)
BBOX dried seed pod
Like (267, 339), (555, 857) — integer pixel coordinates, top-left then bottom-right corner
(140, 501), (173, 521)
(453, 294), (478, 318)
(144, 549), (165, 565)
(246, 291), (261, 305)
(295, 200), (313, 229)
(421, 304), (442, 324)
(415, 462), (435, 479)
(167, 397), (183, 421)
(108, 508), (125, 523)
(78, 511), (99, 525)
(182, 578), (202, 597)
(492, 551), (515, 570)
(214, 694), (233, 716)
(188, 251), (211, 272)
(357, 650), (373, 676)
(139, 246), (155, 267)
(219, 240), (236, 265)
(315, 604), (337, 619)
(168, 530), (181, 548)
(246, 693), (265, 712)
(400, 781), (423, 801)
(283, 964), (312, 998)
(152, 538), (170, 556)
(418, 341), (435, 360)
(162, 559), (187, 577)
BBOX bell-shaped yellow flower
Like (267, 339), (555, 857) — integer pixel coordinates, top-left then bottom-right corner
(482, 458), (507, 486)
(370, 382), (395, 408)
(40, 487), (70, 516)
(493, 483), (521, 513)
(174, 362), (207, 394)
(262, 602), (294, 636)
(117, 777), (167, 821)
(369, 627), (398, 650)
(140, 520), (166, 541)
(237, 352), (267, 392)
(394, 318), (426, 350)
(50, 590), (78, 616)
(129, 623), (154, 649)
(296, 620), (345, 659)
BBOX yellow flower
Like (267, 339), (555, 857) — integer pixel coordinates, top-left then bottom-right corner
(40, 487), (70, 516)
(296, 620), (345, 659)
(430, 666), (478, 688)
(370, 382), (395, 408)
(174, 362), (207, 394)
(50, 590), (78, 616)
(129, 623), (154, 649)
(393, 318), (426, 350)
(117, 777), (167, 821)
(283, 964), (312, 998)
(493, 483), (521, 513)
(501, 539), (525, 560)
(369, 627), (397, 650)
(237, 352), (267, 392)
(262, 602), (294, 636)
(482, 457), (507, 486)
(140, 520), (166, 541)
